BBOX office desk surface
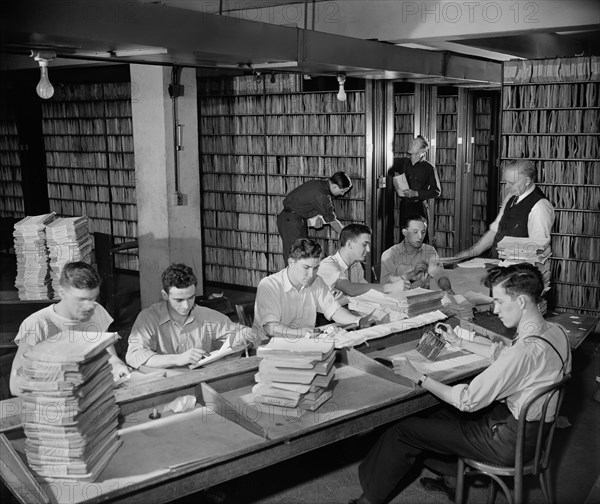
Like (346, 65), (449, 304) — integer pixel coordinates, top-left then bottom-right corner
(0, 310), (597, 504)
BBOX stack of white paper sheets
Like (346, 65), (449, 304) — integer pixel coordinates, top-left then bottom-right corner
(253, 338), (336, 412)
(45, 216), (94, 296)
(13, 213), (56, 300)
(19, 331), (122, 481)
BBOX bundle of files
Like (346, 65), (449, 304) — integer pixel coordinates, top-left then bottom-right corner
(19, 331), (122, 481)
(496, 236), (551, 313)
(252, 338), (336, 412)
(348, 288), (444, 321)
(441, 293), (475, 321)
(45, 216), (94, 295)
(13, 213), (56, 300)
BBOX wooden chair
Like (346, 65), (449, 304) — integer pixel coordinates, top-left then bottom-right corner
(235, 301), (255, 328)
(456, 374), (571, 504)
(371, 263), (381, 283)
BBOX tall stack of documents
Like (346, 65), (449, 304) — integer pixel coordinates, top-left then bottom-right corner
(19, 331), (121, 481)
(252, 339), (336, 412)
(349, 288), (444, 321)
(13, 213), (56, 300)
(496, 236), (551, 314)
(45, 216), (94, 295)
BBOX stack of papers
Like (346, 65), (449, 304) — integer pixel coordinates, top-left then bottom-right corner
(252, 339), (336, 412)
(348, 288), (444, 321)
(13, 213), (56, 300)
(496, 237), (552, 312)
(441, 293), (475, 320)
(333, 310), (448, 348)
(19, 331), (122, 481)
(45, 217), (94, 296)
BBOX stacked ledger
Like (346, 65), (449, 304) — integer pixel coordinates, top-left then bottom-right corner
(253, 338), (336, 412)
(46, 216), (94, 296)
(496, 236), (551, 314)
(13, 213), (56, 300)
(348, 288), (444, 321)
(19, 331), (122, 481)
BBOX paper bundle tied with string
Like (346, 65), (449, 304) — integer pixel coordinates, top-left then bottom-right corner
(416, 330), (446, 361)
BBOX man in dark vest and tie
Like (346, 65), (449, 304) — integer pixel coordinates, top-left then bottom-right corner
(448, 159), (554, 261)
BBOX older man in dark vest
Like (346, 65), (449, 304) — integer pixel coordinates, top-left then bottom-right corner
(449, 159), (554, 261)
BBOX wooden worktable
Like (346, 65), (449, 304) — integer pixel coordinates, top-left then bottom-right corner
(0, 311), (597, 504)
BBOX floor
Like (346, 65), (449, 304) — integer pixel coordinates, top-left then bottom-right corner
(1, 255), (599, 504)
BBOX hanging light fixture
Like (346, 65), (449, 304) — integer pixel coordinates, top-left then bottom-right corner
(31, 51), (56, 100)
(336, 73), (347, 102)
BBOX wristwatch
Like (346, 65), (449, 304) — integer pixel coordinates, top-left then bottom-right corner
(417, 374), (428, 387)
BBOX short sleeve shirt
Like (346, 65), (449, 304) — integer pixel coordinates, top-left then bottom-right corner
(317, 251), (367, 303)
(254, 269), (341, 338)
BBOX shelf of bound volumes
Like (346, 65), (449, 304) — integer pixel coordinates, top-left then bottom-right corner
(41, 82), (139, 271)
(0, 117), (25, 218)
(501, 56), (600, 316)
(199, 74), (366, 288)
(432, 93), (458, 258)
(472, 96), (493, 242)
(392, 88), (415, 243)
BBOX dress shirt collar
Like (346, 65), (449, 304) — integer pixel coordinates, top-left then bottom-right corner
(515, 183), (536, 204)
(282, 267), (298, 293)
(332, 251), (351, 273)
(158, 300), (195, 326)
(399, 239), (423, 256)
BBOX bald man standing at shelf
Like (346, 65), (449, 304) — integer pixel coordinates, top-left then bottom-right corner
(277, 171), (352, 263)
(446, 159), (555, 262)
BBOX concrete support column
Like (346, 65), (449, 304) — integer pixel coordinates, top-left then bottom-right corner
(130, 64), (202, 308)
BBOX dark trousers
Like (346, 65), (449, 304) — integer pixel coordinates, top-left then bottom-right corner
(399, 199), (430, 243)
(358, 403), (540, 504)
(277, 210), (308, 263)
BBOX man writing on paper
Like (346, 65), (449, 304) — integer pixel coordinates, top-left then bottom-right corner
(390, 135), (441, 242)
(126, 263), (261, 369)
(446, 159), (554, 262)
(380, 215), (454, 293)
(254, 239), (376, 340)
(318, 224), (408, 305)
(277, 171), (352, 263)
(347, 263), (570, 504)
(10, 261), (129, 396)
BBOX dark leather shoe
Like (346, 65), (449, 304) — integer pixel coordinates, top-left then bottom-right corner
(419, 476), (456, 502)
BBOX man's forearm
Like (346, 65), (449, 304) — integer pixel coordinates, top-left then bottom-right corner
(263, 322), (310, 339)
(331, 308), (361, 326)
(456, 230), (496, 259)
(144, 353), (182, 368)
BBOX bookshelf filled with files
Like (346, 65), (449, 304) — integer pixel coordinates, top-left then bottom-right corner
(501, 56), (600, 316)
(472, 95), (494, 243)
(199, 74), (366, 288)
(0, 116), (24, 219)
(41, 82), (138, 271)
(391, 84), (415, 244)
(432, 89), (459, 258)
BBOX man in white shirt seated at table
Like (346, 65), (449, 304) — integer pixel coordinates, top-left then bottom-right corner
(254, 238), (375, 340)
(10, 261), (129, 396)
(380, 214), (454, 293)
(317, 223), (407, 305)
(126, 263), (261, 369)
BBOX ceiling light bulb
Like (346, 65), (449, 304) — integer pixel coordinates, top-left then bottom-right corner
(36, 60), (54, 100)
(337, 73), (347, 102)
